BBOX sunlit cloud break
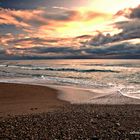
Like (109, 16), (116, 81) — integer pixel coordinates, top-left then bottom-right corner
(0, 0), (140, 59)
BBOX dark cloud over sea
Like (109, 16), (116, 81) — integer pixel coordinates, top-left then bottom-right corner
(0, 1), (140, 59)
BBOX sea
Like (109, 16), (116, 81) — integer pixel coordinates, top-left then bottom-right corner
(0, 59), (140, 99)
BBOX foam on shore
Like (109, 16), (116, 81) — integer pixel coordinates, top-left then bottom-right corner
(0, 78), (140, 105)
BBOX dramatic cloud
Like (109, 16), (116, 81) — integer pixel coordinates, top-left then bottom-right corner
(130, 5), (140, 19)
(0, 8), (46, 27)
(0, 0), (51, 10)
(0, 7), (111, 39)
(87, 40), (140, 55)
(88, 26), (140, 46)
(0, 1), (140, 59)
(2, 38), (139, 59)
(0, 8), (110, 25)
(116, 5), (140, 19)
(87, 5), (140, 47)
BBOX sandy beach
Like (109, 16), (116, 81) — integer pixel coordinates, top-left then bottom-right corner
(0, 83), (67, 117)
(0, 82), (140, 139)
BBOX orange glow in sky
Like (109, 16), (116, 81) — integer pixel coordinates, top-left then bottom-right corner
(0, 0), (140, 52)
(44, 0), (140, 37)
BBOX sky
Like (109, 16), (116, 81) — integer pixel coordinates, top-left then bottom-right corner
(0, 0), (140, 59)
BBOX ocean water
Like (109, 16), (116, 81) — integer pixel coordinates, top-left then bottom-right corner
(0, 59), (140, 99)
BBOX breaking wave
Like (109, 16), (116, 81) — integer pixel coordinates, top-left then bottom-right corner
(0, 64), (118, 73)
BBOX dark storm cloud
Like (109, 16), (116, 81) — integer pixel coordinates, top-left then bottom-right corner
(85, 42), (140, 55)
(0, 46), (7, 59)
(0, 46), (85, 59)
(116, 4), (140, 19)
(88, 27), (140, 46)
(114, 19), (140, 32)
(43, 10), (78, 21)
(29, 47), (79, 54)
(42, 10), (107, 22)
(7, 37), (62, 47)
(80, 40), (140, 58)
(0, 25), (25, 35)
(27, 18), (49, 27)
(113, 5), (140, 44)
(1, 39), (139, 60)
(11, 46), (82, 55)
(0, 0), (47, 9)
(0, 50), (5, 54)
(8, 37), (47, 44)
(129, 5), (140, 19)
(0, 47), (5, 54)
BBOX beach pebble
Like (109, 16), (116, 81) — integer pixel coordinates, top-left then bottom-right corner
(0, 105), (140, 140)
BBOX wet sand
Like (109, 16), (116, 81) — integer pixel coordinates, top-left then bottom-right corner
(52, 85), (140, 104)
(0, 83), (67, 117)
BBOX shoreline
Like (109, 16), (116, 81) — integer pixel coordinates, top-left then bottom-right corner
(0, 82), (140, 117)
(0, 77), (140, 100)
(1, 80), (140, 103)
